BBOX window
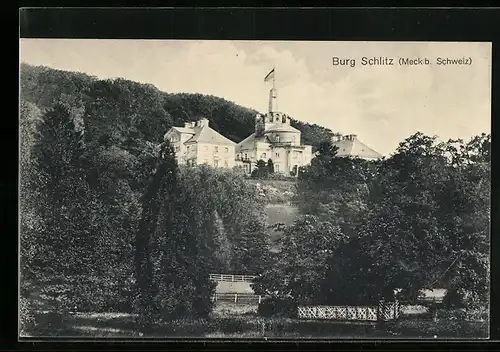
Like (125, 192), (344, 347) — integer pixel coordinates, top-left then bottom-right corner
(261, 153), (267, 159)
(214, 146), (219, 153)
(175, 146), (180, 152)
(225, 147), (229, 153)
(276, 153), (280, 158)
(244, 153), (248, 159)
(276, 135), (280, 143)
(187, 146), (190, 153)
(275, 164), (280, 172)
(224, 160), (228, 167)
(214, 159), (219, 167)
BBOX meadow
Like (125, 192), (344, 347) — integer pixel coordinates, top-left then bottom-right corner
(23, 301), (488, 339)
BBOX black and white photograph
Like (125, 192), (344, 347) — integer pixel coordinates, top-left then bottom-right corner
(19, 39), (491, 339)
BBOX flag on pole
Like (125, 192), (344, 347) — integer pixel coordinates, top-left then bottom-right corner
(264, 68), (275, 82)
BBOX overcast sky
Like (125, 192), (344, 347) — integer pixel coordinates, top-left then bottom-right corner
(20, 39), (491, 156)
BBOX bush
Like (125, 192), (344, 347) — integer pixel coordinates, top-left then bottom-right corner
(258, 296), (298, 318)
(437, 308), (467, 321)
(19, 296), (36, 336)
(437, 308), (488, 322)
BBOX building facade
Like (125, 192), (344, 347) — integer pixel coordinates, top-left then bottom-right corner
(164, 118), (237, 168)
(235, 111), (313, 176)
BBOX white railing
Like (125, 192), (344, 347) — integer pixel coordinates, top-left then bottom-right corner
(298, 305), (378, 321)
(297, 301), (401, 322)
(212, 293), (265, 304)
(209, 273), (258, 283)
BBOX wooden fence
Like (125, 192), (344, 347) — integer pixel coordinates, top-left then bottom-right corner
(297, 301), (401, 322)
(209, 274), (258, 283)
(213, 293), (265, 304)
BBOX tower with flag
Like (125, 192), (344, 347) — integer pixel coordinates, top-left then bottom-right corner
(264, 67), (277, 113)
(234, 67), (313, 176)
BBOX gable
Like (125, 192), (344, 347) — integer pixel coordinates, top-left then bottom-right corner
(186, 125), (236, 146)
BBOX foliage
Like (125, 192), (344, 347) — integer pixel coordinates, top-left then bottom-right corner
(253, 215), (346, 304)
(21, 63), (333, 148)
(258, 297), (298, 318)
(19, 62), (489, 329)
(267, 158), (275, 174)
(256, 132), (490, 309)
(251, 159), (270, 179)
(176, 166), (272, 275)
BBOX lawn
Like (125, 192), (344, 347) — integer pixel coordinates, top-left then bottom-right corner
(20, 302), (489, 339)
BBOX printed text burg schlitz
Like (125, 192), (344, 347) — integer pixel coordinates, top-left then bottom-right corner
(332, 56), (473, 67)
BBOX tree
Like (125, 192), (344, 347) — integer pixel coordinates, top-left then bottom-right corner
(134, 141), (178, 327)
(253, 215), (346, 304)
(21, 103), (100, 312)
(151, 164), (217, 320)
(175, 166), (272, 275)
(267, 158), (275, 174)
(19, 100), (42, 278)
(251, 159), (269, 179)
(326, 133), (491, 306)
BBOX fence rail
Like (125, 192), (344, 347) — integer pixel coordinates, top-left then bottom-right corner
(213, 293), (265, 304)
(209, 273), (258, 283)
(298, 306), (378, 321)
(298, 301), (401, 322)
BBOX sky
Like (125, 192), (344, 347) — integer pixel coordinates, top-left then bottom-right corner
(20, 39), (491, 156)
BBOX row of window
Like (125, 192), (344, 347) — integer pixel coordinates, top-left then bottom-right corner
(260, 152), (280, 159)
(197, 159), (229, 167)
(236, 151), (302, 159)
(185, 146), (230, 153)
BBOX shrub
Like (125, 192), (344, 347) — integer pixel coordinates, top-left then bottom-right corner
(258, 296), (298, 318)
(437, 308), (489, 322)
(19, 296), (36, 336)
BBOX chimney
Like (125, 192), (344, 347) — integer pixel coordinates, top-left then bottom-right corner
(198, 118), (209, 127)
(184, 122), (193, 128)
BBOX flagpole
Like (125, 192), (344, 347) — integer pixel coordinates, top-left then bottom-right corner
(272, 66), (276, 90)
(273, 67), (277, 111)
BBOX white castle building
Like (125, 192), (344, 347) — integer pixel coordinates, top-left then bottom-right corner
(235, 69), (313, 175)
(163, 68), (313, 175)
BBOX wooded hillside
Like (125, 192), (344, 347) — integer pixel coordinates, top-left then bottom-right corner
(20, 63), (334, 150)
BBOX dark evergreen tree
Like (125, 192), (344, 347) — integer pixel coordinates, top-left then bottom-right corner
(267, 158), (275, 174)
(135, 141), (178, 328)
(251, 159), (269, 179)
